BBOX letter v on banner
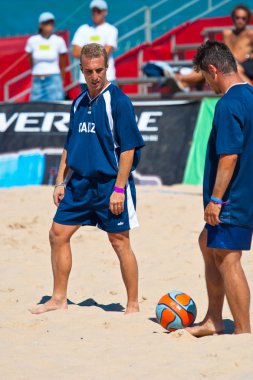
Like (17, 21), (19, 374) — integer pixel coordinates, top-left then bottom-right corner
(0, 113), (18, 132)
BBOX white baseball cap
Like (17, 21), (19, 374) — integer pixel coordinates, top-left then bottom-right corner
(90, 0), (108, 10)
(39, 12), (55, 24)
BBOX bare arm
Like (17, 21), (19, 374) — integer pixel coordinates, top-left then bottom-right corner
(249, 30), (253, 58)
(104, 45), (114, 57)
(204, 154), (238, 226)
(53, 149), (70, 207)
(109, 149), (135, 215)
(27, 53), (33, 68)
(72, 45), (82, 59)
(59, 53), (67, 82)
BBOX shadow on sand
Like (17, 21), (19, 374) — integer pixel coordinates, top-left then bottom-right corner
(38, 295), (125, 313)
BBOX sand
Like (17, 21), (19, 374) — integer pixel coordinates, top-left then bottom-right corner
(0, 185), (253, 380)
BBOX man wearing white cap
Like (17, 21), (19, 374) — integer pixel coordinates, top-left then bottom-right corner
(25, 12), (67, 101)
(72, 0), (118, 90)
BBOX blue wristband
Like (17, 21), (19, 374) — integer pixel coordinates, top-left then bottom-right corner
(210, 195), (223, 204)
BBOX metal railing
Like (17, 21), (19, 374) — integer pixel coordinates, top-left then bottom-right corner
(3, 0), (236, 102)
(190, 0), (232, 22)
(114, 0), (234, 48)
(4, 69), (31, 103)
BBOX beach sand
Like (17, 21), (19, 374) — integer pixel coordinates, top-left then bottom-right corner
(0, 185), (253, 380)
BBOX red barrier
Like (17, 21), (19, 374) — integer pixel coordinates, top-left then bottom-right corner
(115, 16), (236, 94)
(0, 31), (71, 102)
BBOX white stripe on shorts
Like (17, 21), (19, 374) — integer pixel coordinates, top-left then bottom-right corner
(126, 182), (139, 229)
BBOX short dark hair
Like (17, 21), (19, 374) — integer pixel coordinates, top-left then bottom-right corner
(80, 43), (108, 66)
(231, 4), (251, 23)
(193, 40), (237, 74)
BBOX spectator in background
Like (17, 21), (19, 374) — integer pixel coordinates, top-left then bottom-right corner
(25, 12), (67, 101)
(223, 4), (253, 83)
(72, 0), (118, 91)
(172, 4), (253, 91)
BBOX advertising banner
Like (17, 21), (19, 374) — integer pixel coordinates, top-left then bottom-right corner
(0, 100), (200, 187)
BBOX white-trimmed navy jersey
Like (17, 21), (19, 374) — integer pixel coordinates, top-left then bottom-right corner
(65, 83), (144, 177)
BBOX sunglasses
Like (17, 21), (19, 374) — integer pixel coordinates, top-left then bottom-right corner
(92, 8), (103, 13)
(41, 20), (55, 25)
(235, 16), (247, 20)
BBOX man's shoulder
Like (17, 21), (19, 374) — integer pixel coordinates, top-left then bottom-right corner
(215, 93), (234, 115)
(102, 22), (118, 33)
(72, 91), (88, 111)
(216, 85), (251, 113)
(217, 91), (238, 108)
(226, 84), (252, 98)
(245, 28), (253, 37)
(74, 24), (90, 35)
(223, 28), (232, 37)
(107, 84), (131, 105)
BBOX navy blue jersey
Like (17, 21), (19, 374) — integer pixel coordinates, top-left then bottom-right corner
(65, 83), (144, 178)
(203, 83), (253, 228)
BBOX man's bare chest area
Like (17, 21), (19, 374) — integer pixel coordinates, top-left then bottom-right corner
(230, 33), (252, 51)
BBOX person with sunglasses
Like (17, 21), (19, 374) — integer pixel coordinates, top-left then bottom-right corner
(223, 4), (253, 83)
(72, 0), (118, 91)
(25, 12), (67, 101)
(168, 4), (253, 92)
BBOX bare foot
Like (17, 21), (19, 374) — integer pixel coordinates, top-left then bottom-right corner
(29, 298), (68, 315)
(186, 319), (224, 337)
(125, 302), (140, 315)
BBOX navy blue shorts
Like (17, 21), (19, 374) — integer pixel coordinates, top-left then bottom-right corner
(54, 173), (139, 233)
(205, 223), (253, 251)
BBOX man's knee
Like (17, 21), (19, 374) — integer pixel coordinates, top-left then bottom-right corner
(49, 224), (69, 246)
(108, 232), (129, 252)
(214, 249), (242, 271)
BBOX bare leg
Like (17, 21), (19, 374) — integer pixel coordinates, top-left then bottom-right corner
(108, 231), (139, 314)
(214, 249), (251, 334)
(187, 229), (225, 337)
(175, 71), (203, 88)
(30, 222), (80, 314)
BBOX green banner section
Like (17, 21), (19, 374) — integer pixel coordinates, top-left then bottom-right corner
(183, 97), (219, 185)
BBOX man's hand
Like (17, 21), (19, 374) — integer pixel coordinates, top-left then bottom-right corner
(204, 202), (221, 226)
(109, 191), (125, 215)
(53, 185), (65, 207)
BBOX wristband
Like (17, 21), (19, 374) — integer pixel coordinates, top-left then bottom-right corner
(114, 186), (125, 194)
(210, 195), (223, 204)
(210, 196), (230, 205)
(55, 182), (66, 187)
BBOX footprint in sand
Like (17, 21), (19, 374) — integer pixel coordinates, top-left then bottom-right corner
(8, 223), (26, 229)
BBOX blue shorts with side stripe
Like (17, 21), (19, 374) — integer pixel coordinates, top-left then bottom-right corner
(53, 173), (139, 233)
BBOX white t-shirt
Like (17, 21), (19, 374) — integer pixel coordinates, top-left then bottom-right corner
(25, 34), (67, 75)
(72, 22), (118, 82)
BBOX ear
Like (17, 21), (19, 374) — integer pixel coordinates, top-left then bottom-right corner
(80, 64), (83, 73)
(208, 64), (218, 79)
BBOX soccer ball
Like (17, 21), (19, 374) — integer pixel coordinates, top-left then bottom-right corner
(156, 291), (197, 332)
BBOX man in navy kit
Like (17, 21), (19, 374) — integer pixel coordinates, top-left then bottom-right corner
(31, 43), (144, 315)
(187, 41), (252, 336)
